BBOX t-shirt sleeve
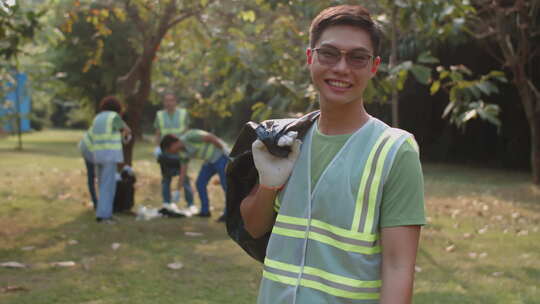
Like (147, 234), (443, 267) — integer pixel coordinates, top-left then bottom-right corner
(112, 115), (126, 131)
(379, 138), (426, 228)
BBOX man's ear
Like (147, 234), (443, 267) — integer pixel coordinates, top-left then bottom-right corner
(306, 48), (313, 65)
(371, 56), (381, 74)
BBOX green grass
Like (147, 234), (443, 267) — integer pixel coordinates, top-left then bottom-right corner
(1, 130), (539, 304)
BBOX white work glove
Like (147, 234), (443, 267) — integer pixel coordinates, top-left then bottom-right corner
(153, 146), (162, 158)
(252, 131), (302, 189)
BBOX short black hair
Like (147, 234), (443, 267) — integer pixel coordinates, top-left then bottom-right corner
(310, 5), (381, 55)
(99, 96), (122, 113)
(160, 134), (180, 152)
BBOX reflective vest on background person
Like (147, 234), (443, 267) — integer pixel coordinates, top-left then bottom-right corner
(78, 132), (94, 162)
(258, 118), (418, 304)
(88, 111), (124, 164)
(157, 108), (188, 138)
(180, 129), (223, 163)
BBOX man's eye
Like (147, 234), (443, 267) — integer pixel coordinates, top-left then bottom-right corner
(350, 54), (370, 61)
(319, 49), (339, 58)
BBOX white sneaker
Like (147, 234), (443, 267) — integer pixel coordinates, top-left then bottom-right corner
(163, 203), (182, 213)
(188, 205), (199, 214)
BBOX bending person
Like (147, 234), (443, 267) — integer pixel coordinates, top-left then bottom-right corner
(153, 92), (195, 214)
(161, 131), (229, 222)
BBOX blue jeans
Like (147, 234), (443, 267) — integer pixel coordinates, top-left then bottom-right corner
(196, 154), (228, 214)
(96, 162), (117, 219)
(162, 175), (194, 206)
(84, 159), (98, 208)
(158, 152), (194, 206)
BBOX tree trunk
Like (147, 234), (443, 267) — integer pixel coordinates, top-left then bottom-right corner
(531, 111), (540, 185)
(520, 81), (540, 185)
(121, 46), (155, 165)
(389, 5), (399, 128)
(123, 65), (152, 165)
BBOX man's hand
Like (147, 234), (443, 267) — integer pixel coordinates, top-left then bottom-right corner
(252, 131), (301, 189)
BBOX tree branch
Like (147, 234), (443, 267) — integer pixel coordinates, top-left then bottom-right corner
(166, 0), (217, 31)
(166, 9), (198, 30)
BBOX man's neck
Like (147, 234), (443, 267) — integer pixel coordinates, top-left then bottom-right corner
(165, 108), (175, 114)
(318, 98), (369, 135)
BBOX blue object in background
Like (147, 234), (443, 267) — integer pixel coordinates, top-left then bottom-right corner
(1, 73), (31, 133)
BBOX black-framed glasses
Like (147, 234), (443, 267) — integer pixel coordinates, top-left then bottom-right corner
(312, 46), (373, 69)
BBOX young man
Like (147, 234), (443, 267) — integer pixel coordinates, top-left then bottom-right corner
(162, 131), (229, 221)
(153, 92), (195, 214)
(240, 5), (425, 304)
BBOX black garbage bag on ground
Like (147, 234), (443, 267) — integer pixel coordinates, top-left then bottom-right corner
(158, 208), (186, 218)
(113, 167), (136, 213)
(225, 111), (320, 263)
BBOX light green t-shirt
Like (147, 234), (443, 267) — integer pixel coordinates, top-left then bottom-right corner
(180, 129), (222, 163)
(112, 115), (125, 131)
(310, 122), (425, 228)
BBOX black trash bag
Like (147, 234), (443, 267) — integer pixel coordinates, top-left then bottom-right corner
(113, 167), (136, 213)
(225, 111), (320, 263)
(158, 208), (187, 218)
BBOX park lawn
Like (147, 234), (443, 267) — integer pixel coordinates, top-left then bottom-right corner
(0, 129), (539, 304)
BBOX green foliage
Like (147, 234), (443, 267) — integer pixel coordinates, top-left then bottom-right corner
(431, 65), (507, 130)
(151, 0), (323, 133)
(11, 0), (516, 136)
(373, 51), (437, 103)
(52, 1), (138, 114)
(0, 2), (43, 60)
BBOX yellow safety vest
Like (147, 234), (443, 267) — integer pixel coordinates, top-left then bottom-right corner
(88, 111), (124, 163)
(157, 108), (188, 137)
(258, 118), (417, 303)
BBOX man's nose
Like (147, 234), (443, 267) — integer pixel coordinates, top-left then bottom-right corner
(332, 55), (349, 72)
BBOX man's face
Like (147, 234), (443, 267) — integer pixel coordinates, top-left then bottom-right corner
(307, 25), (380, 107)
(163, 94), (177, 111)
(166, 140), (184, 154)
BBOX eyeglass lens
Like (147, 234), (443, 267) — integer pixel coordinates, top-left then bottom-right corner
(316, 47), (372, 69)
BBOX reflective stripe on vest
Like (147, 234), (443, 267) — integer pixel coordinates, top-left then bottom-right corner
(158, 108), (187, 137)
(352, 128), (406, 234)
(82, 132), (94, 152)
(263, 258), (381, 300)
(272, 214), (380, 255)
(260, 120), (413, 303)
(90, 112), (122, 151)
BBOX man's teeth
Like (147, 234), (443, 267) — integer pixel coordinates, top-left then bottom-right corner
(328, 80), (351, 88)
